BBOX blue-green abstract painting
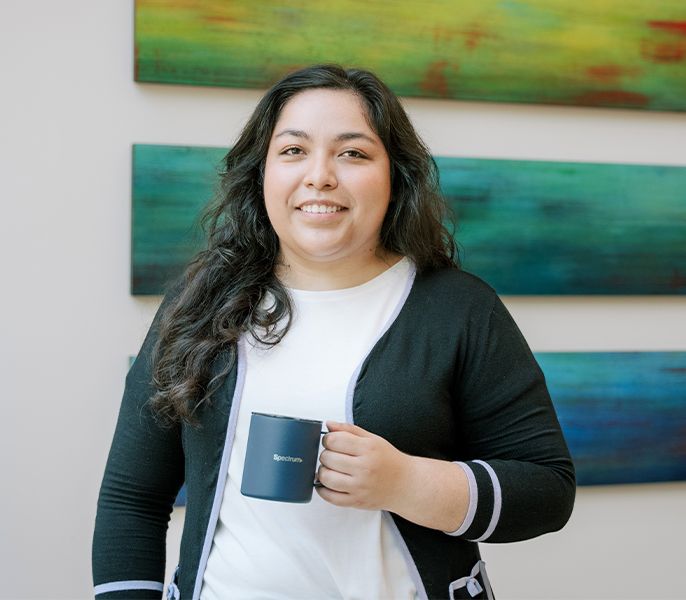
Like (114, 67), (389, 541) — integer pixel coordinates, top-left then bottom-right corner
(536, 351), (686, 486)
(126, 348), (686, 499)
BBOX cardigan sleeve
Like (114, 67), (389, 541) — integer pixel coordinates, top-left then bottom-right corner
(92, 293), (185, 599)
(447, 293), (576, 543)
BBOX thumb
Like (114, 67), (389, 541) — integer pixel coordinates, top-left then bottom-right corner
(325, 420), (374, 438)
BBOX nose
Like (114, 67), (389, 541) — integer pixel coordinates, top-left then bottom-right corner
(303, 153), (337, 190)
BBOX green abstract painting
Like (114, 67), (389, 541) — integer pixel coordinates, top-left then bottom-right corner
(131, 144), (686, 296)
(135, 0), (686, 111)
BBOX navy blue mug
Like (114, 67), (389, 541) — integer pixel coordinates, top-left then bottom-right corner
(241, 412), (324, 503)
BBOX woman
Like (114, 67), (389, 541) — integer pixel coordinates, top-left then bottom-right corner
(93, 65), (575, 600)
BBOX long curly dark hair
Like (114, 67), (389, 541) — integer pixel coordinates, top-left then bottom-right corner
(150, 64), (458, 424)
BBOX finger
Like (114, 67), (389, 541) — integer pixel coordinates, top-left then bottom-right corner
(319, 449), (357, 475)
(316, 485), (355, 508)
(325, 420), (375, 438)
(317, 464), (354, 493)
(322, 431), (366, 456)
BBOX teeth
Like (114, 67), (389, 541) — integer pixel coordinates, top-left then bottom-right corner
(300, 204), (343, 214)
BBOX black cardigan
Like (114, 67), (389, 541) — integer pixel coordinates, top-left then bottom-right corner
(93, 267), (575, 599)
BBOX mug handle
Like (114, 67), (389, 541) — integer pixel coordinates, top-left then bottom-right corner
(313, 429), (329, 487)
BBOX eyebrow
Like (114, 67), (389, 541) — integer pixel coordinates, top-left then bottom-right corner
(273, 129), (379, 145)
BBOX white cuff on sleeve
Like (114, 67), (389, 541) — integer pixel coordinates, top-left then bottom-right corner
(443, 461), (478, 536)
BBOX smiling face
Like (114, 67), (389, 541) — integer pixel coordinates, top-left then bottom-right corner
(263, 89), (393, 283)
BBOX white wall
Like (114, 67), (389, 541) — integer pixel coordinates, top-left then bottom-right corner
(1, 1), (684, 598)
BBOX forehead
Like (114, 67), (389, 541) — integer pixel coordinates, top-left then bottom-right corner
(273, 89), (375, 136)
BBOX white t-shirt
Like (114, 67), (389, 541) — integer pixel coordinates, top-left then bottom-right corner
(201, 258), (417, 600)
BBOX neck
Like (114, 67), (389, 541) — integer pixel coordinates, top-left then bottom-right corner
(276, 249), (403, 291)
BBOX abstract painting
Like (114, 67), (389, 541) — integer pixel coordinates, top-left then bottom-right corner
(437, 156), (686, 295)
(536, 351), (686, 486)
(126, 348), (686, 490)
(135, 0), (686, 111)
(132, 144), (686, 295)
(131, 144), (225, 294)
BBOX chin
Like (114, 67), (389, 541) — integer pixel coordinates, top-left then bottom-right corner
(293, 240), (349, 261)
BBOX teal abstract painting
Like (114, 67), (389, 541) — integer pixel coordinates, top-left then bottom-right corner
(132, 144), (686, 295)
(437, 157), (686, 295)
(131, 144), (226, 294)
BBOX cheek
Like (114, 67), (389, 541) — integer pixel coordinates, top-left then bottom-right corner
(356, 170), (391, 214)
(262, 160), (280, 204)
(263, 196), (288, 238)
(263, 167), (296, 226)
(262, 168), (281, 222)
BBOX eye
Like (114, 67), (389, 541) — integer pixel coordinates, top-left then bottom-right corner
(281, 146), (303, 156)
(341, 149), (367, 159)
